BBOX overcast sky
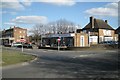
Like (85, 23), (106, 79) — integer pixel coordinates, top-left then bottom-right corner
(0, 0), (119, 31)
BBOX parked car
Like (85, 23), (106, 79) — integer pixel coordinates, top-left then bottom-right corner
(110, 41), (118, 44)
(12, 42), (22, 47)
(4, 43), (11, 47)
(17, 43), (33, 49)
(100, 41), (118, 45)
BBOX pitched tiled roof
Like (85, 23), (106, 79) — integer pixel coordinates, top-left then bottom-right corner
(83, 19), (114, 30)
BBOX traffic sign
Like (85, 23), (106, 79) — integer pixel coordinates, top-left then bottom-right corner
(20, 39), (26, 42)
(57, 38), (61, 42)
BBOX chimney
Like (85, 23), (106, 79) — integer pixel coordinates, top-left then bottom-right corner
(90, 16), (94, 28)
(105, 20), (108, 24)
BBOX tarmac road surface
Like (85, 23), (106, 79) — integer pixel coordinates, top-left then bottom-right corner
(2, 47), (119, 78)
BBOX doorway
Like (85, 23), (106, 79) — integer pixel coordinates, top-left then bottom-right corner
(80, 36), (84, 47)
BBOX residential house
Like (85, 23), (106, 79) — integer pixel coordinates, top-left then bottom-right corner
(78, 16), (115, 45)
(115, 26), (120, 48)
(115, 26), (120, 41)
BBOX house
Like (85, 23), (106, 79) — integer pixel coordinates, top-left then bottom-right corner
(41, 33), (89, 47)
(78, 16), (115, 45)
(2, 26), (27, 45)
(115, 26), (120, 48)
(115, 26), (120, 34)
(115, 26), (120, 41)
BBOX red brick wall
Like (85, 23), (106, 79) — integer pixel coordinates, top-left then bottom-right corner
(13, 28), (27, 42)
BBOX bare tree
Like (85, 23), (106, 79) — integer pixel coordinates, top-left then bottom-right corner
(47, 22), (57, 34)
(49, 19), (77, 33)
(30, 24), (44, 44)
(29, 19), (80, 44)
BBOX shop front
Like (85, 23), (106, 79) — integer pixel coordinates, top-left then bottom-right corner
(2, 37), (14, 45)
(41, 33), (89, 48)
(42, 34), (74, 47)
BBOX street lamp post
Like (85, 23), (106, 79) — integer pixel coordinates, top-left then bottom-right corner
(57, 37), (61, 51)
(22, 42), (23, 52)
(20, 39), (25, 52)
(41, 35), (42, 46)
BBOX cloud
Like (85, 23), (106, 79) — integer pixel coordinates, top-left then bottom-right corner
(0, 11), (17, 15)
(11, 16), (48, 24)
(85, 2), (118, 17)
(1, 0), (25, 10)
(1, 0), (33, 10)
(39, 0), (76, 6)
(20, 0), (32, 6)
(1, 0), (76, 9)
(105, 2), (118, 9)
(4, 22), (16, 26)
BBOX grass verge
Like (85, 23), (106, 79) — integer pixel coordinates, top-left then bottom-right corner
(1, 49), (36, 66)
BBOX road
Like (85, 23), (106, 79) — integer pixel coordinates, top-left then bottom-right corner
(2, 47), (119, 78)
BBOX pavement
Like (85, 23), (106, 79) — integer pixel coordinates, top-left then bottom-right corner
(2, 47), (119, 78)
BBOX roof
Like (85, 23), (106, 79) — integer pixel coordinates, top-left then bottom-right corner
(83, 19), (114, 30)
(115, 26), (120, 34)
(2, 28), (13, 33)
(14, 27), (27, 30)
(3, 27), (26, 32)
(76, 29), (82, 33)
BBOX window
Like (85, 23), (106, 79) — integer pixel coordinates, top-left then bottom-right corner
(83, 30), (86, 33)
(19, 35), (21, 38)
(103, 30), (111, 36)
(89, 36), (98, 42)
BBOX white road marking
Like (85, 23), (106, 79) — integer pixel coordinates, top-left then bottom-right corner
(73, 55), (90, 58)
(74, 72), (78, 74)
(37, 62), (40, 63)
(22, 62), (29, 66)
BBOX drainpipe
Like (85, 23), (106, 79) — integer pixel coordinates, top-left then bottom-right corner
(88, 31), (90, 47)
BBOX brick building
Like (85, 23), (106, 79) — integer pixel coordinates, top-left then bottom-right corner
(2, 26), (27, 45)
(115, 26), (120, 48)
(78, 16), (115, 45)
